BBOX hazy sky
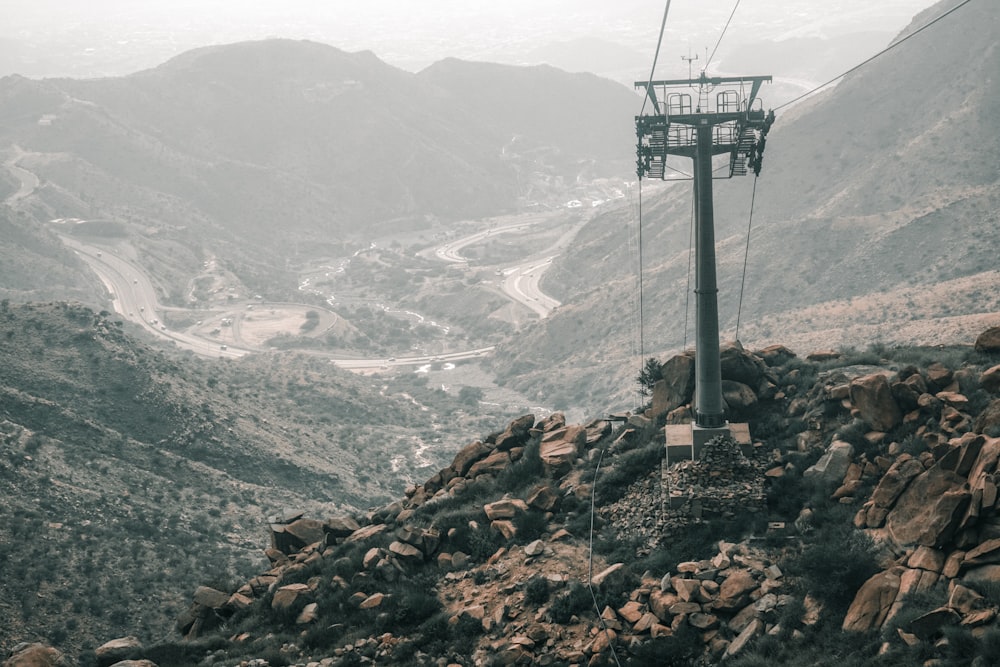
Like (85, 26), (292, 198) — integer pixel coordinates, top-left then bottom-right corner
(1, 0), (940, 87)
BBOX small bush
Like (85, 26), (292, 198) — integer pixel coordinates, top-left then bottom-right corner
(549, 582), (593, 623)
(524, 575), (550, 605)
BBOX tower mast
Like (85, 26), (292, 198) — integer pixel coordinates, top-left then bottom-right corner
(635, 71), (774, 453)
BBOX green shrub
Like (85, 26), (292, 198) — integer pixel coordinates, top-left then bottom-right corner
(549, 581), (593, 623)
(524, 575), (550, 605)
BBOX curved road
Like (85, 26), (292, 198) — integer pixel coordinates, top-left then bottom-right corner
(62, 236), (494, 368)
(429, 210), (594, 318)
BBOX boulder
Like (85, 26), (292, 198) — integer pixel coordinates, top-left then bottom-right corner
(450, 440), (492, 477)
(843, 567), (903, 632)
(803, 440), (854, 485)
(908, 607), (960, 640)
(539, 425), (587, 477)
(272, 583), (311, 610)
(725, 618), (764, 658)
(974, 400), (1000, 436)
(885, 466), (970, 547)
(756, 344), (796, 366)
(975, 326), (1000, 353)
(283, 518), (325, 548)
(324, 515), (361, 540)
(2, 644), (68, 667)
(495, 414), (535, 451)
(981, 365), (1000, 394)
(722, 380), (758, 413)
(850, 373), (902, 432)
(716, 569), (758, 611)
(720, 343), (767, 387)
(484, 498), (529, 520)
(467, 449), (512, 478)
(192, 586), (230, 610)
(526, 485), (559, 512)
(652, 354), (696, 416)
(95, 637), (142, 667)
(388, 540), (424, 562)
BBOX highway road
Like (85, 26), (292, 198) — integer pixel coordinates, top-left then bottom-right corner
(3, 146), (40, 205)
(62, 235), (495, 367)
(62, 236), (251, 358)
(431, 213), (550, 264)
(428, 210), (594, 319)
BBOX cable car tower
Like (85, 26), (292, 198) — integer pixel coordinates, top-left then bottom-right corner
(635, 71), (774, 456)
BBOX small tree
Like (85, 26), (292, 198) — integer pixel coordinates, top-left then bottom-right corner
(635, 357), (663, 397)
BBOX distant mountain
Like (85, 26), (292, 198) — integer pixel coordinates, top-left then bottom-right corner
(0, 40), (637, 278)
(494, 0), (1000, 412)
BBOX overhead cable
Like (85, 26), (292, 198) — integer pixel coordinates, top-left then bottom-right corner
(639, 0), (673, 116)
(706, 0), (742, 68)
(775, 0), (976, 111)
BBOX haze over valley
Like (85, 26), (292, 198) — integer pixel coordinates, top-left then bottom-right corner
(2, 1), (1000, 664)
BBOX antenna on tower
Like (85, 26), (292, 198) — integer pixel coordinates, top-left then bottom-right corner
(681, 48), (699, 80)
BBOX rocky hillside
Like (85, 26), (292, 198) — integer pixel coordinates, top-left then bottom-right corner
(16, 326), (1000, 666)
(0, 301), (526, 659)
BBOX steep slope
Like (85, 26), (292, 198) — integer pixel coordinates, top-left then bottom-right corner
(31, 330), (1000, 667)
(495, 0), (1000, 413)
(0, 301), (520, 655)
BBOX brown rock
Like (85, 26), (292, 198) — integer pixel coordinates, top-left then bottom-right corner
(484, 498), (529, 520)
(526, 485), (559, 512)
(539, 425), (587, 477)
(648, 589), (677, 620)
(722, 380), (758, 412)
(652, 354), (695, 417)
(494, 414), (536, 451)
(95, 637), (142, 666)
(974, 401), (1000, 435)
(283, 518), (325, 548)
(450, 440), (492, 477)
(927, 362), (956, 391)
(272, 583), (311, 610)
(633, 612), (661, 633)
(592, 563), (627, 592)
(716, 569), (758, 611)
(981, 365), (1000, 394)
(907, 546), (946, 573)
(618, 600), (644, 624)
(2, 644), (68, 667)
(689, 612), (719, 630)
(192, 586), (230, 610)
(975, 327), (1000, 353)
(389, 540), (424, 562)
(324, 515), (362, 539)
(468, 449), (512, 478)
(346, 523), (390, 543)
(672, 577), (701, 602)
(884, 466), (971, 547)
(725, 618), (764, 658)
(843, 567), (903, 632)
(296, 602), (319, 624)
(908, 606), (960, 640)
(850, 373), (903, 432)
(360, 592), (386, 609)
(491, 520), (517, 540)
(962, 537), (1000, 566)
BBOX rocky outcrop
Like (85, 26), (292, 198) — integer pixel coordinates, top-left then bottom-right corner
(975, 327), (1000, 353)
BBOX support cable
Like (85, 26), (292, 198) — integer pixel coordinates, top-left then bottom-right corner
(638, 182), (645, 363)
(706, 0), (742, 69)
(775, 0), (975, 111)
(734, 175), (758, 343)
(682, 191), (695, 350)
(639, 0), (673, 116)
(587, 446), (623, 667)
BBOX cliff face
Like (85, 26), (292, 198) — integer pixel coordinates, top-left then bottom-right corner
(18, 327), (997, 667)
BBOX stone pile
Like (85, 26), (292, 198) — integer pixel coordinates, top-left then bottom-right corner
(664, 436), (767, 523)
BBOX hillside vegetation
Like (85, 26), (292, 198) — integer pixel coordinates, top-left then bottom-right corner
(0, 301), (525, 656)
